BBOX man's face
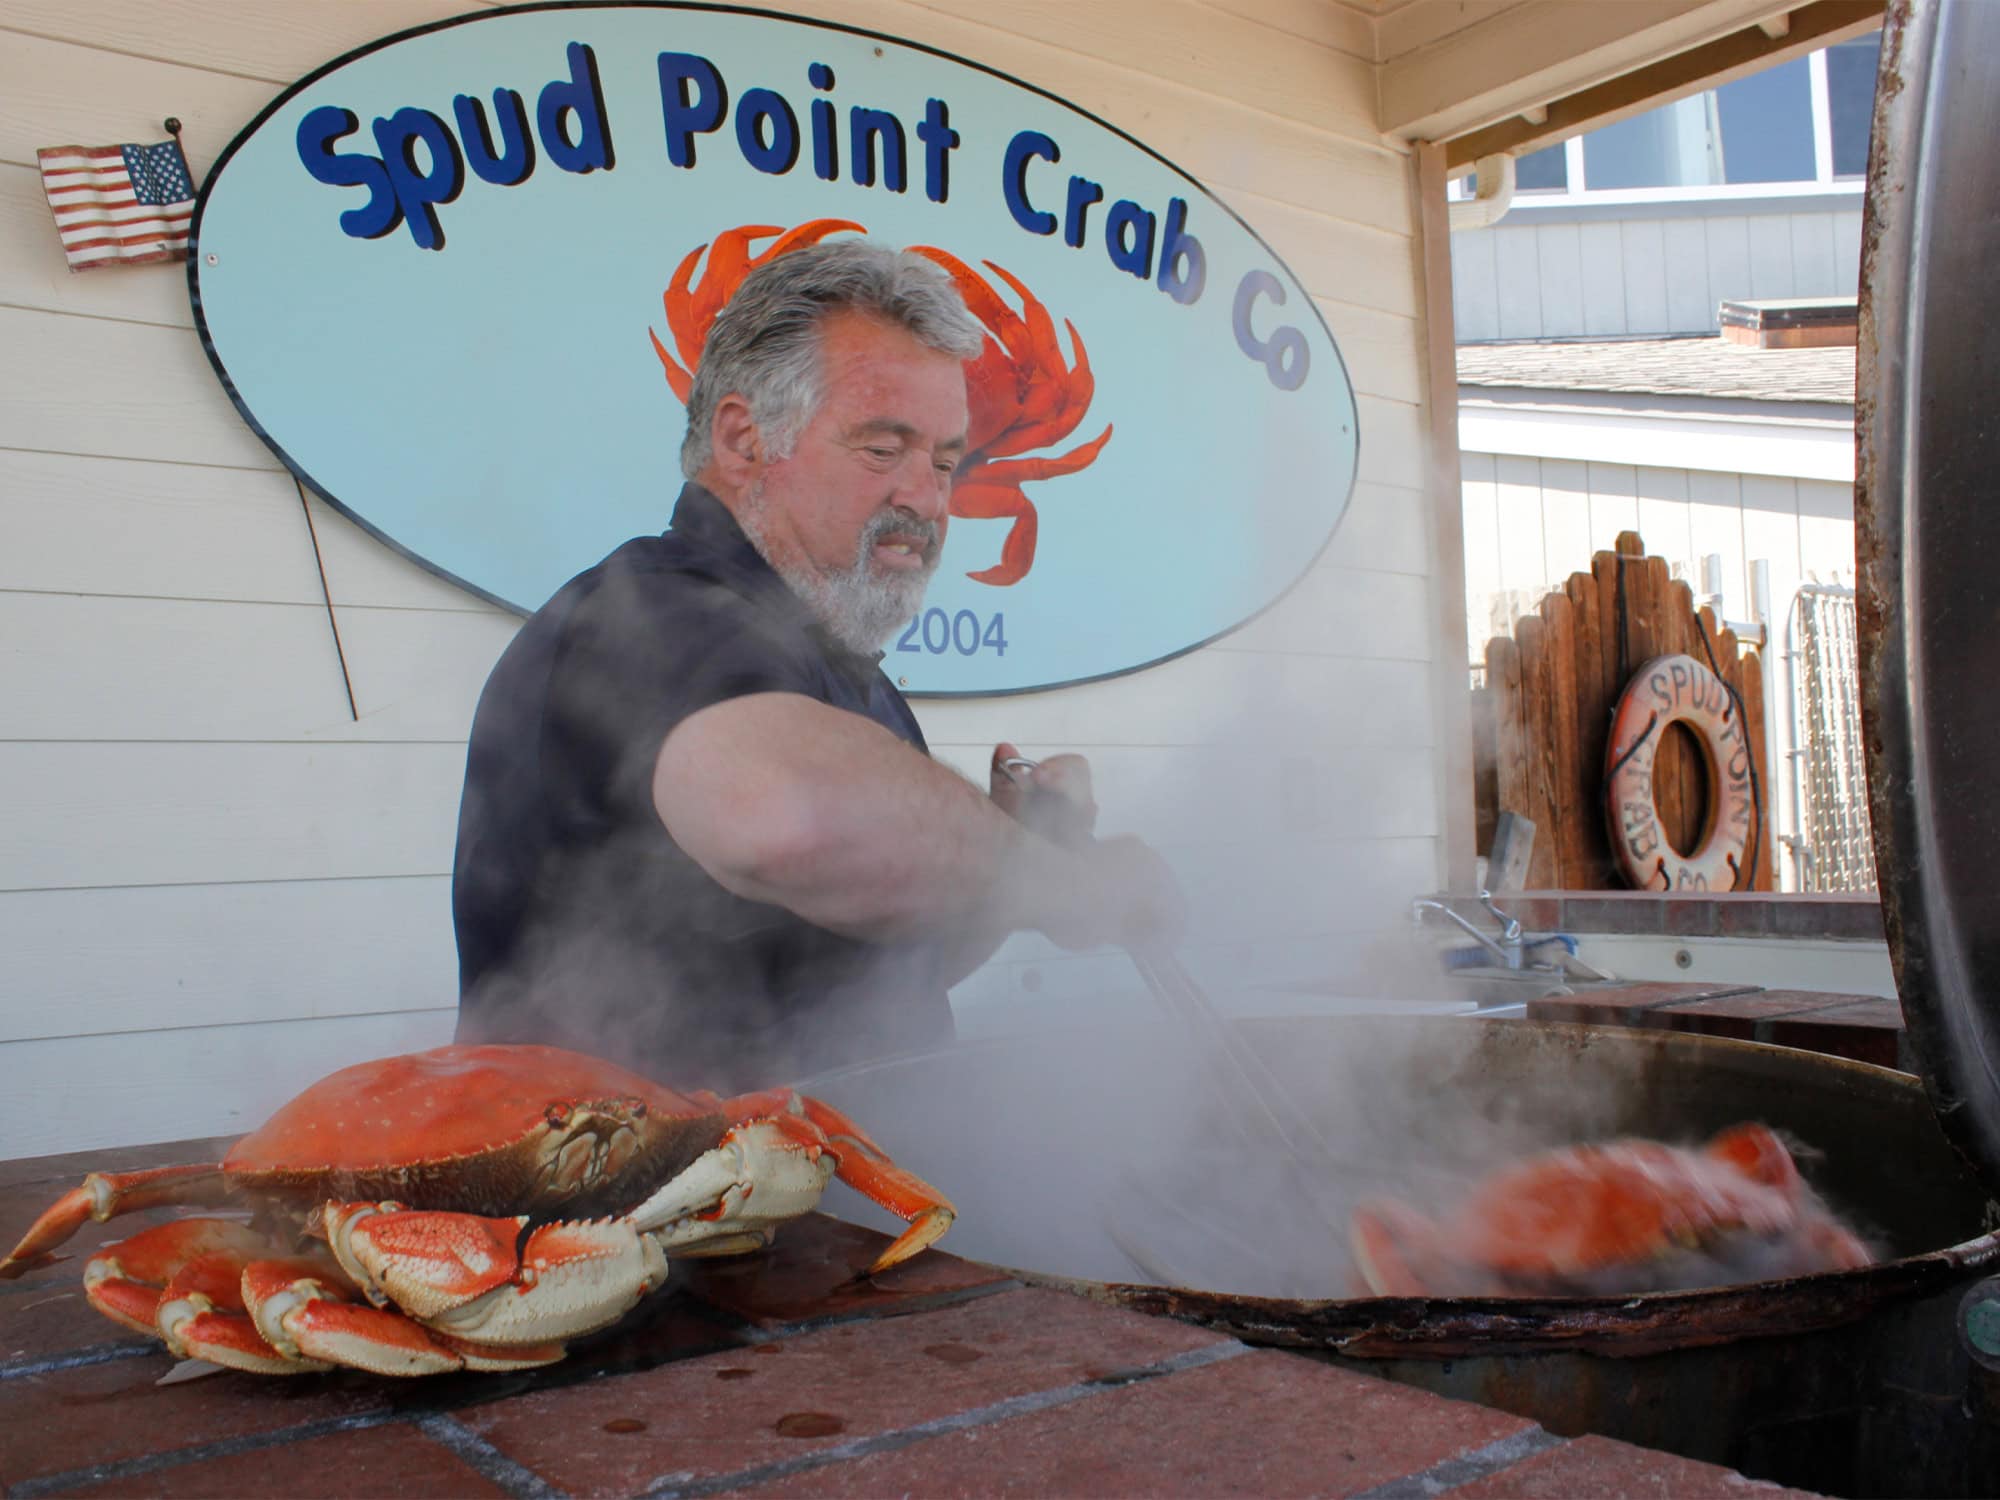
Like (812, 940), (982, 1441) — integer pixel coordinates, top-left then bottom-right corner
(740, 310), (970, 652)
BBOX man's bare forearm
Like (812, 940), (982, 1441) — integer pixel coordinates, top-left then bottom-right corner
(653, 693), (1097, 943)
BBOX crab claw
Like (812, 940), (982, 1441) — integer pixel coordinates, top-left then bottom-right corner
(652, 219), (866, 399)
(948, 427), (1115, 585)
(704, 1091), (957, 1274)
(320, 1203), (525, 1313)
(320, 1201), (667, 1350)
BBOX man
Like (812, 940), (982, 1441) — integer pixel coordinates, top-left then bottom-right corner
(452, 239), (1183, 1090)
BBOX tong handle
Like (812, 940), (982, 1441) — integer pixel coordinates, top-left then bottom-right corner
(997, 754), (1041, 785)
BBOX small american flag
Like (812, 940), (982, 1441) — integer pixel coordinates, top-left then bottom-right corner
(37, 139), (196, 271)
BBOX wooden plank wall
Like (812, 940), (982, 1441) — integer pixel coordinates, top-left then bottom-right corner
(0, 0), (1442, 1152)
(1472, 532), (1773, 891)
(1453, 204), (1864, 342)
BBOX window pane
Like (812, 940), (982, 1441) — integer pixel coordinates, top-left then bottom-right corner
(1828, 32), (1882, 177)
(1583, 95), (1721, 190)
(1715, 57), (1815, 183)
(1514, 143), (1567, 192)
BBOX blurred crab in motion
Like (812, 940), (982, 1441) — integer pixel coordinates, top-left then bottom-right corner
(1349, 1123), (1872, 1298)
(0, 1045), (953, 1376)
(651, 222), (1112, 587)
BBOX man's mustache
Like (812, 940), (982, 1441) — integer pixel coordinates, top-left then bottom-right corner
(863, 508), (942, 566)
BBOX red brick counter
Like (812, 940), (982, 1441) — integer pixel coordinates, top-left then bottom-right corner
(0, 1138), (1818, 1498)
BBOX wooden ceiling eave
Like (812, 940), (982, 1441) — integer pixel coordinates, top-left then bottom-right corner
(1441, 0), (1886, 174)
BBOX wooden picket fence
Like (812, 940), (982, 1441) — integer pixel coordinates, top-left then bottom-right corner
(1471, 531), (1773, 891)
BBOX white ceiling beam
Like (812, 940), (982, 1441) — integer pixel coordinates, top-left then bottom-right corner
(1378, 0), (1801, 141)
(1433, 0), (1884, 170)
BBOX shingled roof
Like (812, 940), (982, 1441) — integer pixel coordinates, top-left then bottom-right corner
(1456, 336), (1857, 405)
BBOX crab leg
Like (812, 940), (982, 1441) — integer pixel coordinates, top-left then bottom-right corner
(82, 1218), (276, 1334)
(161, 1251), (343, 1376)
(627, 1115), (838, 1260)
(655, 218), (866, 396)
(0, 1163), (231, 1278)
(721, 1090), (957, 1273)
(952, 427), (1114, 586)
(74, 1218), (340, 1374)
(240, 1255), (475, 1377)
(950, 482), (1038, 586)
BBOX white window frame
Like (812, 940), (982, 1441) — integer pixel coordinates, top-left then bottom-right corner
(1494, 40), (1871, 206)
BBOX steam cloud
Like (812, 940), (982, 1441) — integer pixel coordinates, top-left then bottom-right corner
(462, 499), (1878, 1305)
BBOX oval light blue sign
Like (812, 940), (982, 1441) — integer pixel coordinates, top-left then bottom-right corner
(191, 2), (1358, 695)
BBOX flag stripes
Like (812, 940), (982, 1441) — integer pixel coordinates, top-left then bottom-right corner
(36, 140), (196, 271)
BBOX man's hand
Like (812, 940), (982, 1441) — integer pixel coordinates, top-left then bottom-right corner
(989, 742), (1097, 849)
(987, 743), (1183, 951)
(1036, 834), (1188, 953)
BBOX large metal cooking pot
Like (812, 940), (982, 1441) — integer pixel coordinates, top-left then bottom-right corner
(807, 1017), (2000, 1495)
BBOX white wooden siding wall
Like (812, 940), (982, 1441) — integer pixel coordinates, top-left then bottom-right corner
(1460, 452), (1855, 888)
(0, 0), (1437, 1153)
(1452, 205), (1864, 341)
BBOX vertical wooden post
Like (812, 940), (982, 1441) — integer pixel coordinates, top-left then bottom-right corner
(1540, 591), (1585, 887)
(1414, 141), (1476, 892)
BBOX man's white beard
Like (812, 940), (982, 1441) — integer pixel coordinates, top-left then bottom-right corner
(741, 489), (938, 655)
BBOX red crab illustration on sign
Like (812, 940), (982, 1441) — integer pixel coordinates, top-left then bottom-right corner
(651, 222), (1112, 586)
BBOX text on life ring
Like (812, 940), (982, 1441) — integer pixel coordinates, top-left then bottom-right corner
(1604, 653), (1753, 891)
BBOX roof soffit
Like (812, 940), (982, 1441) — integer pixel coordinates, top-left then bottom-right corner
(1378, 0), (1804, 141)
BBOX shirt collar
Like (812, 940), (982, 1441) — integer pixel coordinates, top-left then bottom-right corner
(666, 483), (891, 687)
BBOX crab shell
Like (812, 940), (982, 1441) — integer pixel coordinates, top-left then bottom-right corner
(221, 1045), (732, 1219)
(1350, 1123), (1873, 1298)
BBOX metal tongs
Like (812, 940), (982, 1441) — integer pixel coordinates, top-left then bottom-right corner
(1124, 946), (1347, 1168)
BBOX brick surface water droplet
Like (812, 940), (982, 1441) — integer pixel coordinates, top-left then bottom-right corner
(775, 1411), (845, 1438)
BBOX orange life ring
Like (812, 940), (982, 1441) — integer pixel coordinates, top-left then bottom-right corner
(1603, 654), (1755, 891)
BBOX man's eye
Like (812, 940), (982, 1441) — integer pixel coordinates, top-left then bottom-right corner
(935, 458), (958, 477)
(864, 446), (900, 462)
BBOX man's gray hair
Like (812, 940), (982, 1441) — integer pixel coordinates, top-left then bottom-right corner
(681, 238), (986, 479)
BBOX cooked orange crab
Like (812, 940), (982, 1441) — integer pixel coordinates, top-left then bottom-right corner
(1349, 1123), (1872, 1298)
(0, 1045), (953, 1376)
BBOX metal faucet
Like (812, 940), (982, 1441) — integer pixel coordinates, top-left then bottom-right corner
(1411, 890), (1525, 969)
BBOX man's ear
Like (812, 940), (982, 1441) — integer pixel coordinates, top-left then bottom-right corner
(709, 394), (763, 484)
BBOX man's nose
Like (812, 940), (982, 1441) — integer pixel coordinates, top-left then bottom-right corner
(892, 450), (953, 522)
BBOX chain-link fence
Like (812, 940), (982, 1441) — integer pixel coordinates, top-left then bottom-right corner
(1785, 585), (1876, 891)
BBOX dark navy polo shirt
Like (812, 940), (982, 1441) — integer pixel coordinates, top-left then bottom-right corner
(451, 483), (955, 1091)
